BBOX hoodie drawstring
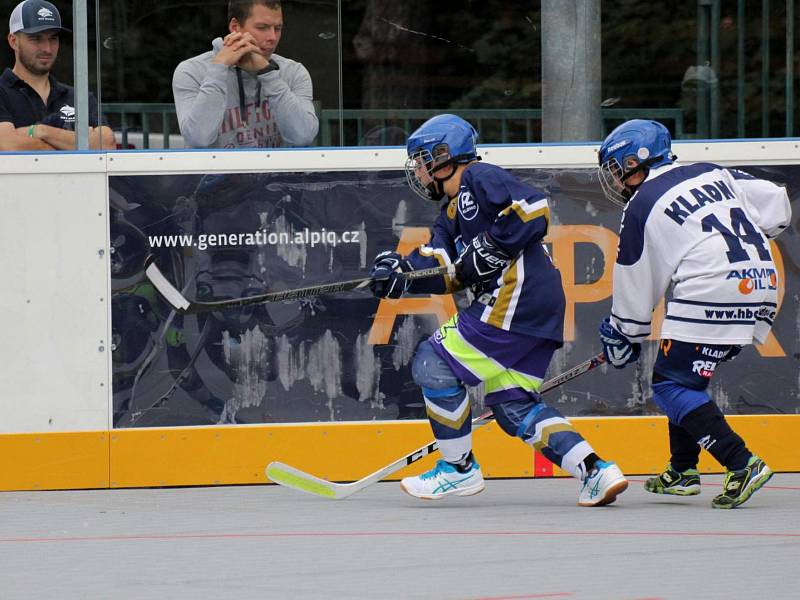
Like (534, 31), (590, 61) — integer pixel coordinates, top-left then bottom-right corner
(235, 67), (262, 125)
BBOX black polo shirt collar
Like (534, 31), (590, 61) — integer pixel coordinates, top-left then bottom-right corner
(0, 67), (70, 104)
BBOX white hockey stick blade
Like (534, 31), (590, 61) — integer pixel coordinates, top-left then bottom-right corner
(144, 260), (191, 312)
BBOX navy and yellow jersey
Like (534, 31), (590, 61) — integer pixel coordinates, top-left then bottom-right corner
(404, 162), (565, 342)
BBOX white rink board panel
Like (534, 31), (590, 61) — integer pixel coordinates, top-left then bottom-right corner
(0, 166), (110, 433)
(0, 152), (108, 176)
(0, 139), (798, 439)
(103, 138), (800, 175)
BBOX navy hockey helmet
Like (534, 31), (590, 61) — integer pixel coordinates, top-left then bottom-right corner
(405, 114), (479, 201)
(597, 119), (675, 207)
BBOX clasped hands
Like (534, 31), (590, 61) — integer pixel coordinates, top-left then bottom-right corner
(212, 31), (269, 73)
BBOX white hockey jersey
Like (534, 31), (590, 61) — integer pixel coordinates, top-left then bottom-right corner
(610, 162), (791, 345)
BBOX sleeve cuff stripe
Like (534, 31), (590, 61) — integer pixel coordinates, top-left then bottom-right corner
(611, 313), (651, 326)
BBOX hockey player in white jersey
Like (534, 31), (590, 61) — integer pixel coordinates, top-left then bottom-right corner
(596, 119), (791, 508)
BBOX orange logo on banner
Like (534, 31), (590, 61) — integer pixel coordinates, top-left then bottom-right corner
(546, 225), (616, 341)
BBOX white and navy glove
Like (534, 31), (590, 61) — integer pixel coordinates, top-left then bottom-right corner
(456, 232), (511, 291)
(599, 317), (641, 369)
(369, 251), (412, 299)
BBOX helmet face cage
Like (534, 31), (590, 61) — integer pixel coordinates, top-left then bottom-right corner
(404, 143), (452, 202)
(598, 156), (629, 208)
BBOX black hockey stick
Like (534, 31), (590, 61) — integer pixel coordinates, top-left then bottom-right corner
(265, 351), (607, 499)
(144, 258), (457, 314)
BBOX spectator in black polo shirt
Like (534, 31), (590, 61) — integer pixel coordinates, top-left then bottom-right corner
(0, 0), (115, 150)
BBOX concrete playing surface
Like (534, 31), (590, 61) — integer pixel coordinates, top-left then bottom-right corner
(1, 474), (798, 599)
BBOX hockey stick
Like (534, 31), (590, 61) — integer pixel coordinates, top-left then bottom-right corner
(265, 351), (607, 499)
(144, 258), (457, 314)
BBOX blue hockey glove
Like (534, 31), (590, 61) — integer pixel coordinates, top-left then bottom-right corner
(599, 317), (641, 369)
(722, 345), (743, 362)
(456, 232), (511, 290)
(369, 251), (411, 299)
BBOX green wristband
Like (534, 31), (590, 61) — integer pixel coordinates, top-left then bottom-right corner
(27, 124), (36, 138)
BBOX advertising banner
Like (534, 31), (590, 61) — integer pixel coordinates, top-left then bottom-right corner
(109, 166), (798, 427)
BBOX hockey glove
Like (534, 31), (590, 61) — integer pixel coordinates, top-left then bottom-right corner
(599, 317), (641, 369)
(456, 232), (511, 290)
(722, 345), (743, 362)
(369, 251), (411, 299)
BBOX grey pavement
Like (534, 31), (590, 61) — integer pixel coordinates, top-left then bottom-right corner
(0, 474), (798, 600)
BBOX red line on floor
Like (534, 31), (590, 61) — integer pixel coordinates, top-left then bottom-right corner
(468, 593), (574, 600)
(1, 529), (798, 544)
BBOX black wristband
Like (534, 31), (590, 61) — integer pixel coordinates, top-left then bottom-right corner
(255, 59), (279, 76)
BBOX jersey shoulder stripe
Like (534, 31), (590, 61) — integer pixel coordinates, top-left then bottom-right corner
(729, 168), (756, 180)
(617, 163), (722, 266)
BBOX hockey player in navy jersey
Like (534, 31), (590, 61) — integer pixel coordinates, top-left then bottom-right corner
(597, 119), (791, 508)
(369, 114), (628, 506)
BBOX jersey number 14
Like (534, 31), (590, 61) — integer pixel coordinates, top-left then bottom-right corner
(701, 207), (771, 264)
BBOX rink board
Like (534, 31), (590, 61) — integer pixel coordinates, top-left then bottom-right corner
(0, 145), (798, 492)
(1, 415), (797, 491)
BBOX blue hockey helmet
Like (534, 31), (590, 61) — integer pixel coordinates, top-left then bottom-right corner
(405, 114), (479, 201)
(597, 119), (675, 207)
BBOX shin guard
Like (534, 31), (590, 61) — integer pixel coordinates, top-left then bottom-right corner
(413, 340), (472, 463)
(493, 398), (593, 480)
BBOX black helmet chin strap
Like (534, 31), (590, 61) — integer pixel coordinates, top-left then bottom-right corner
(426, 180), (446, 201)
(610, 157), (652, 202)
(620, 155), (659, 184)
(426, 154), (480, 200)
(620, 152), (677, 184)
(430, 153), (480, 174)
